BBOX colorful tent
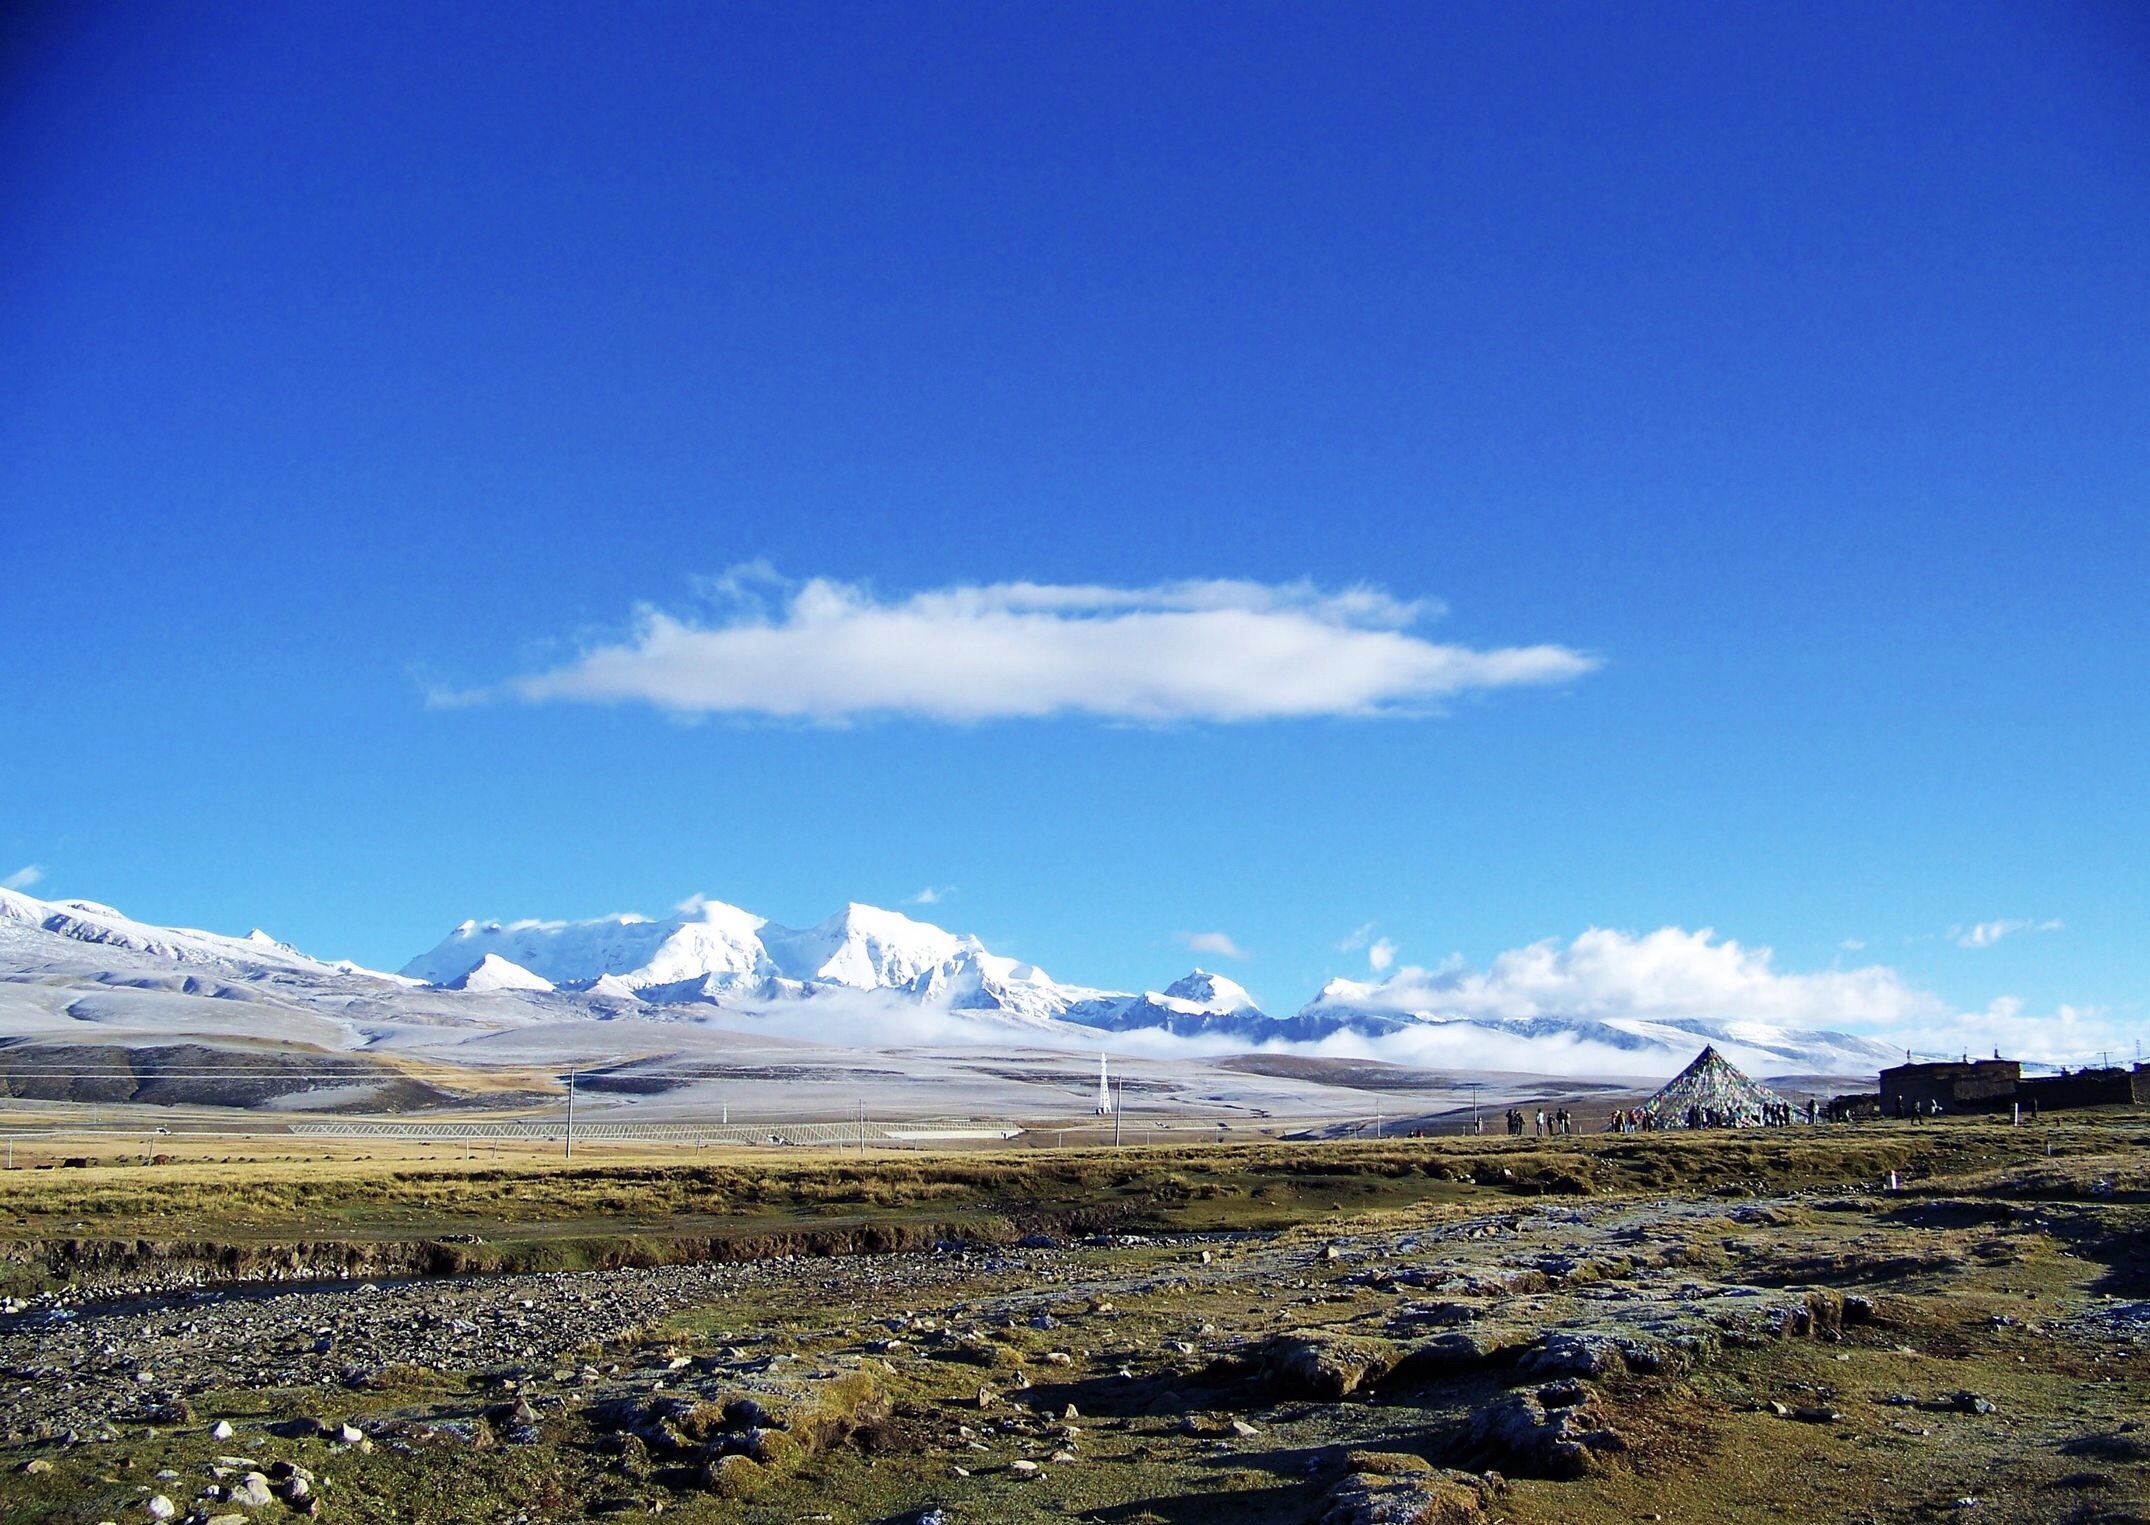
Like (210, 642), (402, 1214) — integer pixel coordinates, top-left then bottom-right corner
(1644, 1044), (1787, 1126)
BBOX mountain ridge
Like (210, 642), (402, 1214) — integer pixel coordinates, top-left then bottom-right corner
(0, 884), (1903, 1078)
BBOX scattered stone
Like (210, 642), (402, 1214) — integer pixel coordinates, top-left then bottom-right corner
(145, 1499), (176, 1522)
(1008, 1459), (1039, 1477)
(209, 1420), (236, 1441)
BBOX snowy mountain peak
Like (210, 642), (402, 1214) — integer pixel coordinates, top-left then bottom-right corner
(1162, 969), (1259, 1013)
(778, 902), (966, 990)
(443, 952), (555, 993)
(1308, 975), (1380, 1007)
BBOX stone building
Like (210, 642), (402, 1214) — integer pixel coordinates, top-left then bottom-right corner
(1879, 1056), (2148, 1115)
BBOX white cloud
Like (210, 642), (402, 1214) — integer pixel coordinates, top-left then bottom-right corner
(2, 865), (43, 892)
(1953, 918), (2063, 950)
(1179, 930), (1248, 961)
(905, 886), (952, 906)
(1338, 922), (1378, 953)
(1324, 926), (1939, 1029)
(1877, 996), (2128, 1068)
(491, 570), (1598, 723)
(1838, 938), (1867, 951)
(1367, 937), (1398, 973)
(1306, 925), (2135, 1067)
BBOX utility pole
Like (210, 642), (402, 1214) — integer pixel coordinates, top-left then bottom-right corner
(565, 1070), (576, 1160)
(859, 1098), (867, 1154)
(1374, 1101), (1381, 1140)
(1113, 1082), (1123, 1147)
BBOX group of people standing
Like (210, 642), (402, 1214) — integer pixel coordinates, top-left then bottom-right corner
(1481, 1096), (1826, 1136)
(1596, 1097), (1828, 1132)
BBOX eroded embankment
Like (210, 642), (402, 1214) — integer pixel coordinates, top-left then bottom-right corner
(0, 1215), (1038, 1301)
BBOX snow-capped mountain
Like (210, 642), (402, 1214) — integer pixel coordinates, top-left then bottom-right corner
(1061, 969), (1274, 1037)
(443, 952), (555, 993)
(0, 882), (1910, 1078)
(396, 899), (1900, 1076)
(0, 885), (411, 982)
(400, 899), (1118, 1027)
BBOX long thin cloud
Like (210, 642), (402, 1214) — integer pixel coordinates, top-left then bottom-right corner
(1953, 918), (2063, 950)
(491, 571), (1598, 723)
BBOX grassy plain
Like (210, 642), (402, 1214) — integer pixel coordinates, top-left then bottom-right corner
(0, 1115), (2144, 1525)
(0, 1118), (2115, 1282)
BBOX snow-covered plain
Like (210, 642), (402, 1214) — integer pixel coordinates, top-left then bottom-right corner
(0, 886), (1901, 1118)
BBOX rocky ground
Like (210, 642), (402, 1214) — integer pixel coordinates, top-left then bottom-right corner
(0, 1129), (2145, 1525)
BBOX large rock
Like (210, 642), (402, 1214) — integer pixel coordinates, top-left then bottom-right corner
(1464, 1380), (1624, 1479)
(1319, 1456), (1502, 1525)
(1252, 1332), (1396, 1399)
(1521, 1331), (1665, 1378)
(1401, 1327), (1527, 1372)
(228, 1472), (275, 1508)
(1770, 1289), (1846, 1339)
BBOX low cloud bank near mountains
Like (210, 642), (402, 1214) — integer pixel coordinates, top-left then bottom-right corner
(1310, 926), (2124, 1071)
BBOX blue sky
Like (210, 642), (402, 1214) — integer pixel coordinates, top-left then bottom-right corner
(3, 2), (2145, 1055)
